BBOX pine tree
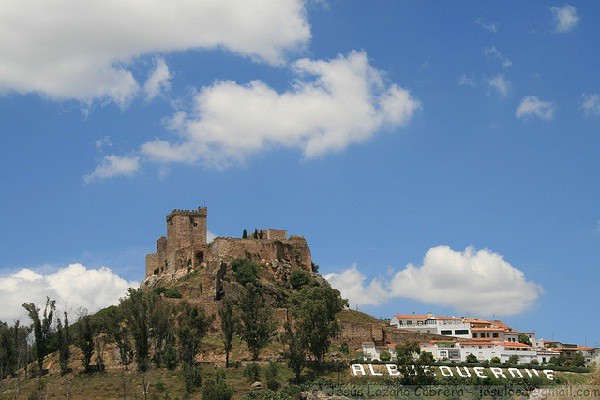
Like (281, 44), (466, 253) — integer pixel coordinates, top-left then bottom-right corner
(242, 229), (248, 239)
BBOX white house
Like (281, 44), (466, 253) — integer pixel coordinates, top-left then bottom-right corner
(361, 342), (397, 361)
(390, 313), (472, 339)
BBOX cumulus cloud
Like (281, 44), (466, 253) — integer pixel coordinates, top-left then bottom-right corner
(475, 18), (498, 33)
(84, 155), (140, 182)
(325, 246), (543, 316)
(487, 74), (510, 97)
(551, 5), (579, 32)
(141, 51), (421, 168)
(144, 57), (172, 100)
(0, 0), (310, 104)
(581, 93), (600, 116)
(0, 264), (138, 322)
(324, 265), (389, 307)
(516, 96), (555, 120)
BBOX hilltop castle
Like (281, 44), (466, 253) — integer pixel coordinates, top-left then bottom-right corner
(145, 207), (312, 282)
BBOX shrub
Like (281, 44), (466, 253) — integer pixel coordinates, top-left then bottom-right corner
(380, 350), (391, 362)
(290, 270), (311, 290)
(232, 259), (260, 286)
(244, 362), (261, 383)
(164, 288), (182, 299)
(154, 286), (167, 295)
(466, 354), (478, 364)
(263, 362), (280, 390)
(490, 357), (501, 364)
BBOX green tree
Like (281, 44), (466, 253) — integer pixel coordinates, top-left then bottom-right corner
(0, 320), (30, 379)
(232, 258), (260, 286)
(75, 314), (95, 373)
(418, 351), (435, 365)
(283, 322), (306, 381)
(311, 262), (319, 273)
(218, 297), (237, 367)
(56, 312), (71, 375)
(466, 353), (479, 364)
(177, 302), (212, 393)
(240, 285), (275, 360)
(120, 288), (155, 372)
(253, 229), (259, 239)
(242, 229), (248, 239)
(22, 297), (55, 375)
(490, 356), (501, 364)
(395, 341), (434, 385)
(380, 350), (391, 362)
(507, 354), (520, 365)
(518, 334), (532, 346)
(100, 306), (133, 370)
(571, 352), (586, 367)
(150, 300), (177, 368)
(290, 269), (311, 290)
(291, 285), (347, 362)
(548, 356), (563, 366)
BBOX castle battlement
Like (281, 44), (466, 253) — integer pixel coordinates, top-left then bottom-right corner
(166, 207), (207, 221)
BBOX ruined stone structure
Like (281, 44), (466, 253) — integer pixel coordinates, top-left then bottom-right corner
(145, 207), (312, 283)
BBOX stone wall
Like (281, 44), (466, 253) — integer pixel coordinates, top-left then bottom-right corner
(265, 229), (287, 240)
(206, 237), (312, 272)
(337, 321), (384, 347)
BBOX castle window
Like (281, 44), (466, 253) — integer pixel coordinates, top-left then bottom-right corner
(193, 223), (198, 227)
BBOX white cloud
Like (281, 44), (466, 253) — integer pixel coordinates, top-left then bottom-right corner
(144, 57), (172, 100)
(457, 75), (476, 87)
(551, 5), (579, 32)
(487, 74), (510, 97)
(516, 96), (555, 120)
(95, 136), (112, 150)
(325, 246), (543, 316)
(84, 155), (140, 182)
(324, 265), (389, 307)
(0, 0), (310, 104)
(0, 264), (138, 322)
(581, 93), (600, 116)
(207, 231), (217, 243)
(141, 51), (421, 168)
(484, 46), (512, 68)
(475, 18), (498, 33)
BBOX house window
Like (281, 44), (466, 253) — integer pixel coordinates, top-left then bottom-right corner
(441, 330), (452, 335)
(473, 333), (478, 338)
(493, 333), (499, 338)
(455, 330), (469, 335)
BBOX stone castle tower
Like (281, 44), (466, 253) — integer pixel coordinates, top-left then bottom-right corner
(145, 207), (208, 278)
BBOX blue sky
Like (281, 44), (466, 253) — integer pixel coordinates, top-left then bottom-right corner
(0, 1), (598, 347)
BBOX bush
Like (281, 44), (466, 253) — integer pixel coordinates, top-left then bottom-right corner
(154, 286), (167, 295)
(290, 270), (311, 290)
(490, 357), (501, 364)
(263, 362), (280, 390)
(244, 362), (261, 383)
(202, 377), (234, 400)
(380, 350), (391, 362)
(466, 354), (478, 364)
(164, 288), (182, 299)
(232, 259), (260, 286)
